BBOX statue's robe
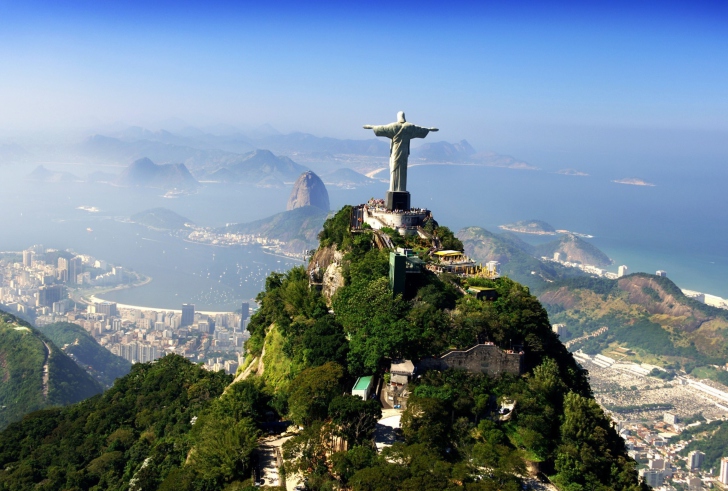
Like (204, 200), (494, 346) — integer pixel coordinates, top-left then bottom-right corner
(371, 122), (431, 192)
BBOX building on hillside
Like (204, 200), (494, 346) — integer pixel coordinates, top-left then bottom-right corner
(388, 250), (423, 296)
(656, 270), (667, 277)
(719, 456), (728, 485)
(389, 359), (415, 387)
(688, 450), (705, 470)
(467, 286), (498, 301)
(639, 468), (666, 488)
(352, 376), (375, 400)
(663, 412), (678, 425)
(417, 343), (523, 377)
(552, 323), (567, 336)
(618, 265), (629, 277)
(485, 261), (501, 278)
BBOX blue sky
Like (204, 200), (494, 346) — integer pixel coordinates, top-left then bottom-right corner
(0, 0), (726, 159)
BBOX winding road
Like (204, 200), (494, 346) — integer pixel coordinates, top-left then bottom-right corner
(40, 339), (51, 399)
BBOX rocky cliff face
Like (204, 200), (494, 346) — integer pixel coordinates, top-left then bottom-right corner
(287, 171), (330, 211)
(308, 245), (344, 303)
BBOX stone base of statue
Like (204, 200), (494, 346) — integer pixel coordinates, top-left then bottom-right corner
(386, 191), (410, 211)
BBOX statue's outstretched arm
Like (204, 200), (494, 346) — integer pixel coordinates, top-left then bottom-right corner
(429, 128), (439, 132)
(363, 125), (374, 129)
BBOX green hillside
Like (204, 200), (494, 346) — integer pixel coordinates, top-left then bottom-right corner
(36, 322), (131, 387)
(540, 273), (728, 379)
(534, 233), (613, 268)
(0, 310), (103, 429)
(219, 205), (329, 254)
(457, 226), (585, 289)
(0, 355), (233, 491)
(0, 208), (647, 491)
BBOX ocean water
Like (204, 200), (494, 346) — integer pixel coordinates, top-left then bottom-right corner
(0, 158), (726, 310)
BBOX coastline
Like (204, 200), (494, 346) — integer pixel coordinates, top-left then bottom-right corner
(86, 294), (235, 315)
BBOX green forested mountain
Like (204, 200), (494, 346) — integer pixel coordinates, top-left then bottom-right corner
(0, 208), (647, 491)
(533, 233), (613, 268)
(540, 273), (728, 379)
(0, 355), (234, 491)
(36, 322), (131, 387)
(219, 205), (329, 254)
(457, 226), (586, 289)
(0, 311), (103, 429)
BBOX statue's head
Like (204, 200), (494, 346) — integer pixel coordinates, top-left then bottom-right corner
(397, 111), (406, 123)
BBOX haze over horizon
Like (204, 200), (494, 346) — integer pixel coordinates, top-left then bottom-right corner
(1, 0), (727, 172)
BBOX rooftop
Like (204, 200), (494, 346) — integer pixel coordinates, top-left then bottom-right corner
(353, 375), (374, 391)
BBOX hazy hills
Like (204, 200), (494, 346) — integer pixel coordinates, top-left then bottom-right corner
(534, 233), (613, 268)
(322, 167), (378, 187)
(131, 207), (193, 230)
(26, 165), (80, 183)
(36, 322), (131, 388)
(199, 149), (307, 184)
(411, 139), (476, 162)
(0, 310), (103, 429)
(457, 226), (587, 288)
(115, 157), (199, 190)
(219, 205), (329, 254)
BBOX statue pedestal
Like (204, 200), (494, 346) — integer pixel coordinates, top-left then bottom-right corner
(386, 191), (410, 211)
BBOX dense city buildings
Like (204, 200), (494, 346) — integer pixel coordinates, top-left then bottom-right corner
(0, 247), (249, 376)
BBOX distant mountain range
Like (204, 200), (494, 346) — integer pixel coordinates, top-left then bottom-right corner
(322, 168), (378, 187)
(0, 310), (103, 429)
(116, 157), (199, 190)
(411, 139), (476, 162)
(26, 165), (80, 183)
(0, 143), (30, 164)
(198, 149), (307, 185)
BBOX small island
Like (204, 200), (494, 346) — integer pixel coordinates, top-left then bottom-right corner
(557, 168), (589, 176)
(612, 177), (656, 187)
(499, 219), (557, 235)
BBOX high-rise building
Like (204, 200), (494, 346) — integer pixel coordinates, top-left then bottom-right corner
(656, 270), (667, 277)
(58, 257), (69, 282)
(719, 456), (728, 485)
(68, 257), (82, 285)
(181, 304), (195, 327)
(22, 250), (33, 268)
(553, 252), (561, 262)
(618, 265), (629, 277)
(37, 285), (65, 307)
(96, 301), (118, 317)
(688, 450), (704, 470)
(241, 302), (250, 321)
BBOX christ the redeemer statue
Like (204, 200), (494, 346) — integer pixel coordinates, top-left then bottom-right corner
(364, 111), (438, 196)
